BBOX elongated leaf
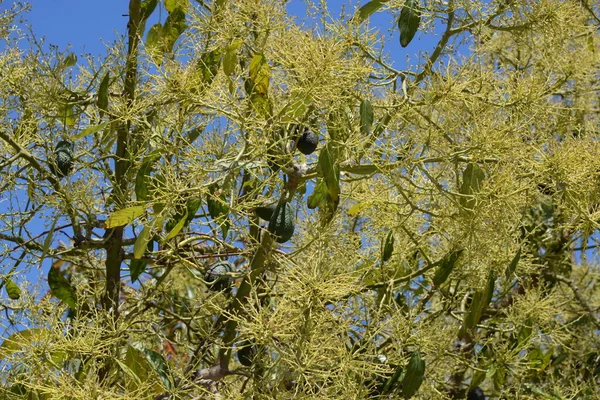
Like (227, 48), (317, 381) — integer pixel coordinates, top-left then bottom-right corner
(146, 23), (164, 64)
(124, 345), (150, 391)
(317, 143), (340, 202)
(74, 122), (108, 140)
(355, 0), (390, 22)
(249, 53), (270, 95)
(135, 151), (162, 201)
(105, 206), (146, 228)
(163, 8), (187, 53)
(164, 210), (188, 241)
(141, 0), (158, 20)
(382, 230), (394, 262)
(39, 218), (57, 269)
(307, 179), (329, 209)
(97, 72), (110, 113)
(432, 249), (463, 287)
(142, 348), (172, 389)
(223, 40), (242, 76)
(505, 247), (521, 279)
(134, 226), (152, 260)
(130, 259), (147, 283)
(398, 0), (421, 48)
(360, 99), (374, 135)
(464, 271), (496, 330)
(459, 163), (485, 211)
(381, 364), (403, 394)
(48, 266), (77, 309)
(0, 328), (47, 360)
(402, 352), (425, 398)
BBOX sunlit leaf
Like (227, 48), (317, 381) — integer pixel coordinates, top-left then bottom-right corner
(223, 40), (242, 76)
(0, 328), (48, 360)
(382, 230), (394, 262)
(146, 23), (164, 64)
(459, 163), (485, 211)
(63, 53), (77, 67)
(317, 142), (340, 202)
(105, 206), (146, 228)
(135, 151), (162, 202)
(73, 122), (108, 140)
(249, 53), (270, 95)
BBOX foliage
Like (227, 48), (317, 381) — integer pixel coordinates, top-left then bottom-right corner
(1, 0), (600, 398)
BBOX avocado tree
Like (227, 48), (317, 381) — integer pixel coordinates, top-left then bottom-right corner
(1, 0), (599, 398)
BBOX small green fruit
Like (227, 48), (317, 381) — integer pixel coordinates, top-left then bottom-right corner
(296, 128), (318, 155)
(255, 203), (277, 221)
(204, 260), (235, 291)
(268, 202), (295, 243)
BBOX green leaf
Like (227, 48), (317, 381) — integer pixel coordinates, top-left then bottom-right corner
(146, 23), (164, 64)
(381, 364), (403, 394)
(135, 151), (162, 202)
(250, 93), (273, 117)
(317, 142), (340, 202)
(163, 8), (187, 53)
(280, 94), (312, 124)
(105, 206), (146, 228)
(134, 226), (152, 260)
(58, 102), (76, 127)
(459, 163), (485, 211)
(73, 122), (109, 140)
(199, 49), (222, 84)
(359, 99), (374, 135)
(505, 247), (521, 279)
(164, 210), (188, 241)
(249, 53), (270, 95)
(398, 0), (421, 48)
(432, 249), (463, 287)
(142, 348), (172, 390)
(307, 179), (329, 209)
(185, 197), (202, 223)
(223, 40), (242, 76)
(0, 328), (47, 360)
(348, 202), (371, 216)
(97, 72), (110, 113)
(123, 345), (150, 391)
(4, 279), (21, 300)
(141, 0), (158, 20)
(401, 352), (425, 398)
(382, 230), (394, 262)
(63, 53), (77, 67)
(40, 218), (57, 268)
(470, 369), (486, 389)
(130, 259), (148, 283)
(355, 0), (390, 22)
(464, 270), (496, 330)
(165, 0), (188, 12)
(48, 266), (77, 309)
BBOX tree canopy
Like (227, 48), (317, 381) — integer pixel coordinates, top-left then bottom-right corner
(1, 0), (599, 399)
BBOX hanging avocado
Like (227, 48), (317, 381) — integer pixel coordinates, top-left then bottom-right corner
(296, 128), (318, 155)
(255, 203), (277, 221)
(204, 260), (235, 291)
(268, 201), (295, 243)
(237, 341), (258, 367)
(51, 140), (74, 178)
